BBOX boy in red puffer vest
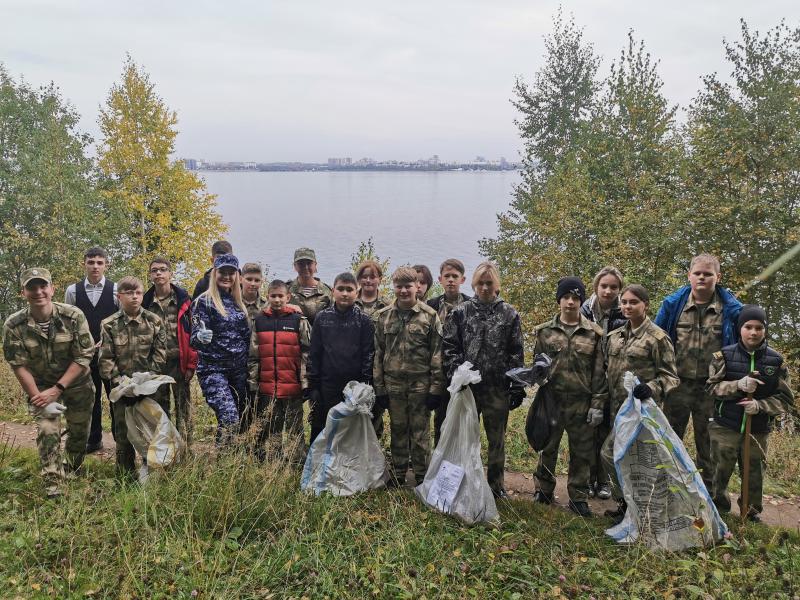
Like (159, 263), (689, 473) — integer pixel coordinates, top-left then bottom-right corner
(247, 279), (311, 464)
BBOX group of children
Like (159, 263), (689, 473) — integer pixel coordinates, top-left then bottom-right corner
(2, 244), (794, 527)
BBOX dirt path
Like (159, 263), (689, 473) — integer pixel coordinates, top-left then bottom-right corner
(3, 420), (798, 529)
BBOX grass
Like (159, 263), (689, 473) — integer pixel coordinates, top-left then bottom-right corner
(0, 447), (798, 599)
(1, 362), (800, 597)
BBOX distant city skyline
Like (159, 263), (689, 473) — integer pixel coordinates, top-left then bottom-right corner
(1, 1), (796, 162)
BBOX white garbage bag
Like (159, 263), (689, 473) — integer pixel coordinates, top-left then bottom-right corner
(415, 362), (498, 525)
(301, 381), (388, 496)
(605, 372), (728, 549)
(110, 372), (184, 468)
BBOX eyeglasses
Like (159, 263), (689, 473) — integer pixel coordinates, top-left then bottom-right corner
(149, 267), (169, 273)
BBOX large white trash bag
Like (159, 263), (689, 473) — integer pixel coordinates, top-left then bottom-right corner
(415, 362), (498, 525)
(606, 372), (728, 549)
(301, 381), (388, 496)
(110, 372), (185, 468)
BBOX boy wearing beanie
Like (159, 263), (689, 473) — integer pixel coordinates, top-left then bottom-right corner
(705, 305), (794, 522)
(531, 276), (608, 517)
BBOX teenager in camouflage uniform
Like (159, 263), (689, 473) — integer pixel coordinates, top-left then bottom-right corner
(442, 262), (524, 499)
(191, 254), (251, 447)
(241, 262), (267, 325)
(287, 248), (332, 326)
(373, 267), (444, 486)
(3, 268), (96, 497)
(99, 276), (167, 475)
(427, 259), (471, 447)
(580, 266), (627, 500)
(601, 285), (679, 522)
(354, 260), (391, 437)
(654, 253), (742, 489)
(706, 305), (794, 522)
(532, 277), (608, 517)
(143, 257), (197, 445)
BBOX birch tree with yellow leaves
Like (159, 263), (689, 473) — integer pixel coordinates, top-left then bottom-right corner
(97, 56), (226, 284)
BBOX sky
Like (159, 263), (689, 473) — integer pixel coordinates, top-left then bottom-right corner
(1, 1), (796, 163)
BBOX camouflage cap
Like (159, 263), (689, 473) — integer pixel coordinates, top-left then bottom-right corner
(293, 247), (317, 263)
(20, 267), (52, 287)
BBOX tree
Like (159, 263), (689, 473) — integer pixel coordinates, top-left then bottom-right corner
(97, 56), (226, 284)
(686, 20), (800, 352)
(0, 65), (124, 319)
(482, 27), (688, 336)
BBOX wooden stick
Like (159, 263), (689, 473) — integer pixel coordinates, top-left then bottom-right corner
(741, 392), (753, 521)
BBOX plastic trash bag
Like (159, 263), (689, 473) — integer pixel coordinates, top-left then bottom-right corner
(125, 398), (185, 468)
(110, 372), (184, 468)
(415, 362), (498, 525)
(605, 372), (728, 550)
(301, 381), (388, 496)
(507, 354), (556, 452)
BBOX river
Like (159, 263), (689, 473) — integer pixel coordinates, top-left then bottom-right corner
(202, 170), (521, 285)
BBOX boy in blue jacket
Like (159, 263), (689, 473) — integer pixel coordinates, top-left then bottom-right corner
(654, 253), (742, 489)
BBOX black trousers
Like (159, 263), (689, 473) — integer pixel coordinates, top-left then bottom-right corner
(309, 382), (347, 444)
(88, 361), (114, 446)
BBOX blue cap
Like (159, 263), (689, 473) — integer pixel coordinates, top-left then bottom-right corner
(214, 253), (240, 271)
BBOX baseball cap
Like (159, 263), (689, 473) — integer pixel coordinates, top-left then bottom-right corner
(293, 247), (317, 263)
(20, 267), (52, 287)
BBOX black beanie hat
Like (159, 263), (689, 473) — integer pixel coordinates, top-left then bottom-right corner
(556, 276), (586, 304)
(737, 304), (767, 331)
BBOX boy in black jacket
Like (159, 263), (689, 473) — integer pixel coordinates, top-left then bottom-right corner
(307, 272), (374, 443)
(705, 305), (794, 522)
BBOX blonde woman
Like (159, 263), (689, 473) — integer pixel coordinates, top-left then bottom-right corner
(191, 254), (251, 446)
(442, 261), (524, 499)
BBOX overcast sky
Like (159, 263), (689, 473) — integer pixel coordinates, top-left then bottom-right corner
(1, 1), (796, 162)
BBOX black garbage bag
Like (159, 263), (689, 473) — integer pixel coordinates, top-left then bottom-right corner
(525, 384), (558, 451)
(506, 354), (556, 452)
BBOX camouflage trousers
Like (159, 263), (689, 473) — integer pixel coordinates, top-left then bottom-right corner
(32, 378), (94, 495)
(197, 364), (248, 447)
(663, 379), (714, 489)
(534, 397), (594, 502)
(709, 421), (768, 515)
(242, 395), (305, 464)
(474, 383), (509, 494)
(589, 406), (611, 487)
(387, 377), (431, 484)
(600, 429), (622, 501)
(153, 360), (193, 446)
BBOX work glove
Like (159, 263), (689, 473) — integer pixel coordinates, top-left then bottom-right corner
(633, 383), (653, 400)
(738, 399), (760, 415)
(508, 387), (526, 410)
(737, 376), (764, 394)
(532, 353), (552, 382)
(425, 394), (442, 411)
(196, 320), (213, 344)
(375, 394), (390, 410)
(41, 402), (66, 418)
(586, 408), (604, 427)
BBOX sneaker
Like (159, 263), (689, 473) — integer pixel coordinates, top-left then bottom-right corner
(596, 483), (612, 500)
(568, 500), (593, 517)
(588, 483), (596, 499)
(532, 490), (553, 505)
(85, 441), (104, 454)
(746, 511), (762, 523)
(492, 488), (509, 500)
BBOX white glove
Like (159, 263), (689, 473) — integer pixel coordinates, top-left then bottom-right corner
(586, 408), (604, 427)
(41, 402), (66, 417)
(196, 320), (213, 344)
(737, 376), (764, 394)
(738, 399), (760, 415)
